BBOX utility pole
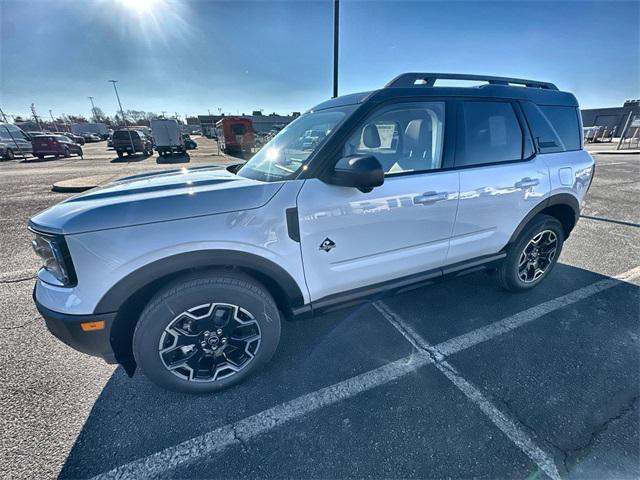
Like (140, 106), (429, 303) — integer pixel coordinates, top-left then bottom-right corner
(49, 110), (59, 131)
(31, 103), (43, 131)
(332, 0), (339, 98)
(108, 80), (135, 158)
(88, 96), (98, 121)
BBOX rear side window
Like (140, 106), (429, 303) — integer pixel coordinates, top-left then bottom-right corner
(538, 105), (581, 151)
(456, 101), (523, 167)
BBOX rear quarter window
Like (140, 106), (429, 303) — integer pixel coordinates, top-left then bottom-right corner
(538, 105), (581, 151)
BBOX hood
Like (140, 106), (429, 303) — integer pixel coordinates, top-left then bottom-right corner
(30, 166), (283, 235)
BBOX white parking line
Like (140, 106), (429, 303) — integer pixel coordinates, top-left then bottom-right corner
(374, 301), (562, 480)
(92, 266), (640, 479)
(436, 265), (640, 357)
(93, 354), (433, 480)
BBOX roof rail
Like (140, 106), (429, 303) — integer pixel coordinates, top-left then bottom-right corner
(385, 73), (558, 90)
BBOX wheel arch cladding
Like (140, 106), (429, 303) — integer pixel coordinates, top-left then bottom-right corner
(98, 250), (305, 375)
(507, 193), (579, 246)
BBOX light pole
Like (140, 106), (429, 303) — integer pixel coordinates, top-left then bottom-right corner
(332, 0), (339, 98)
(88, 96), (97, 121)
(49, 110), (59, 132)
(108, 80), (135, 156)
(31, 103), (43, 131)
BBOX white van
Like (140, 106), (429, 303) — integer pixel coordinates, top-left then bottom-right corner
(151, 119), (185, 156)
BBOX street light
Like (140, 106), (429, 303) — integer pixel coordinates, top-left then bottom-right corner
(332, 0), (339, 98)
(88, 96), (97, 121)
(49, 109), (62, 132)
(108, 80), (135, 157)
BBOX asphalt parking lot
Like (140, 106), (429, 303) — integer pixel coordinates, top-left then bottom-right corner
(0, 142), (638, 479)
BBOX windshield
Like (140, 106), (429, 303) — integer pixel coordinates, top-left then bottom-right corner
(237, 106), (354, 182)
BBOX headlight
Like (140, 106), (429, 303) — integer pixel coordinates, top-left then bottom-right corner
(30, 230), (76, 286)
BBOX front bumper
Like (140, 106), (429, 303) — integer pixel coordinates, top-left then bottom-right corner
(33, 287), (118, 364)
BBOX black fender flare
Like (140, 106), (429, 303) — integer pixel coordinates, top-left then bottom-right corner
(93, 250), (305, 314)
(506, 193), (580, 246)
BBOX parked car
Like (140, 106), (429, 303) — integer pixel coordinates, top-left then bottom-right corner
(32, 134), (83, 159)
(29, 72), (594, 393)
(70, 122), (109, 139)
(183, 134), (197, 150)
(112, 128), (153, 157)
(81, 132), (101, 143)
(0, 123), (33, 159)
(55, 132), (85, 145)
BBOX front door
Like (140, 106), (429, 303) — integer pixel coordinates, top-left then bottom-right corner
(297, 101), (459, 302)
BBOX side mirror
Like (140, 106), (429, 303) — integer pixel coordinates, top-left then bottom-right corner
(327, 155), (384, 193)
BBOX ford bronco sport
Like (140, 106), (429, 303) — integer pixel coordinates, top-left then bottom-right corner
(30, 73), (594, 393)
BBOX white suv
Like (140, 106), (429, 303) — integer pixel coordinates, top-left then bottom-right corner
(30, 73), (594, 393)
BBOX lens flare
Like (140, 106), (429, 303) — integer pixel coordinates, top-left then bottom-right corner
(118, 0), (158, 15)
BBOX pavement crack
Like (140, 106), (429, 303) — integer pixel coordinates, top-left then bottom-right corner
(0, 276), (34, 284)
(561, 395), (640, 470)
(0, 318), (37, 330)
(230, 423), (251, 454)
(501, 398), (569, 476)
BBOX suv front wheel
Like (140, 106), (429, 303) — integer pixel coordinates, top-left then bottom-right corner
(497, 214), (564, 291)
(133, 271), (281, 393)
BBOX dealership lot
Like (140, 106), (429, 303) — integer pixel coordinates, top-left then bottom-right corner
(0, 144), (638, 479)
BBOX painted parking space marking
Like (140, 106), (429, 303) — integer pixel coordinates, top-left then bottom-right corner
(91, 266), (640, 480)
(435, 265), (640, 357)
(374, 301), (561, 480)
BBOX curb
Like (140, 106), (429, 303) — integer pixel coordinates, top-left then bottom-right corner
(52, 174), (117, 193)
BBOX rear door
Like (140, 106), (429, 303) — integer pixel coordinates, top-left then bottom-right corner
(297, 101), (460, 302)
(447, 100), (550, 264)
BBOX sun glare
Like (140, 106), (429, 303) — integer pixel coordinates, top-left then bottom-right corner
(118, 0), (159, 15)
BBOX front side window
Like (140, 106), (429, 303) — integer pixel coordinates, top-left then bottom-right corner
(237, 106), (353, 182)
(343, 102), (445, 175)
(457, 101), (523, 167)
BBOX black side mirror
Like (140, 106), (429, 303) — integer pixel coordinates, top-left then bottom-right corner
(327, 155), (384, 193)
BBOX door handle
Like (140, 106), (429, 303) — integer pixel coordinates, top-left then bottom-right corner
(515, 177), (540, 189)
(414, 191), (448, 205)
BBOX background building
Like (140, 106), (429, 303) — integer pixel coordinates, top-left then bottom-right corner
(581, 100), (640, 136)
(197, 112), (300, 137)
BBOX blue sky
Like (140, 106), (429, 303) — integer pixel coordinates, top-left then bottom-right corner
(1, 0), (638, 119)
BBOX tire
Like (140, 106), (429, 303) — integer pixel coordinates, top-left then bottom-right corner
(117, 150), (124, 158)
(37, 155), (44, 160)
(63, 147), (70, 158)
(133, 270), (281, 394)
(497, 214), (564, 292)
(3, 148), (14, 160)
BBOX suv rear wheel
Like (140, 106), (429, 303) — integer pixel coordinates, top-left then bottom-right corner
(133, 271), (281, 393)
(3, 148), (14, 160)
(497, 214), (564, 291)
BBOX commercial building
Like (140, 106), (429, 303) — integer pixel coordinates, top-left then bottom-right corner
(581, 100), (640, 137)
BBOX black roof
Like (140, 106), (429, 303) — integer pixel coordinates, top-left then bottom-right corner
(312, 73), (578, 111)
